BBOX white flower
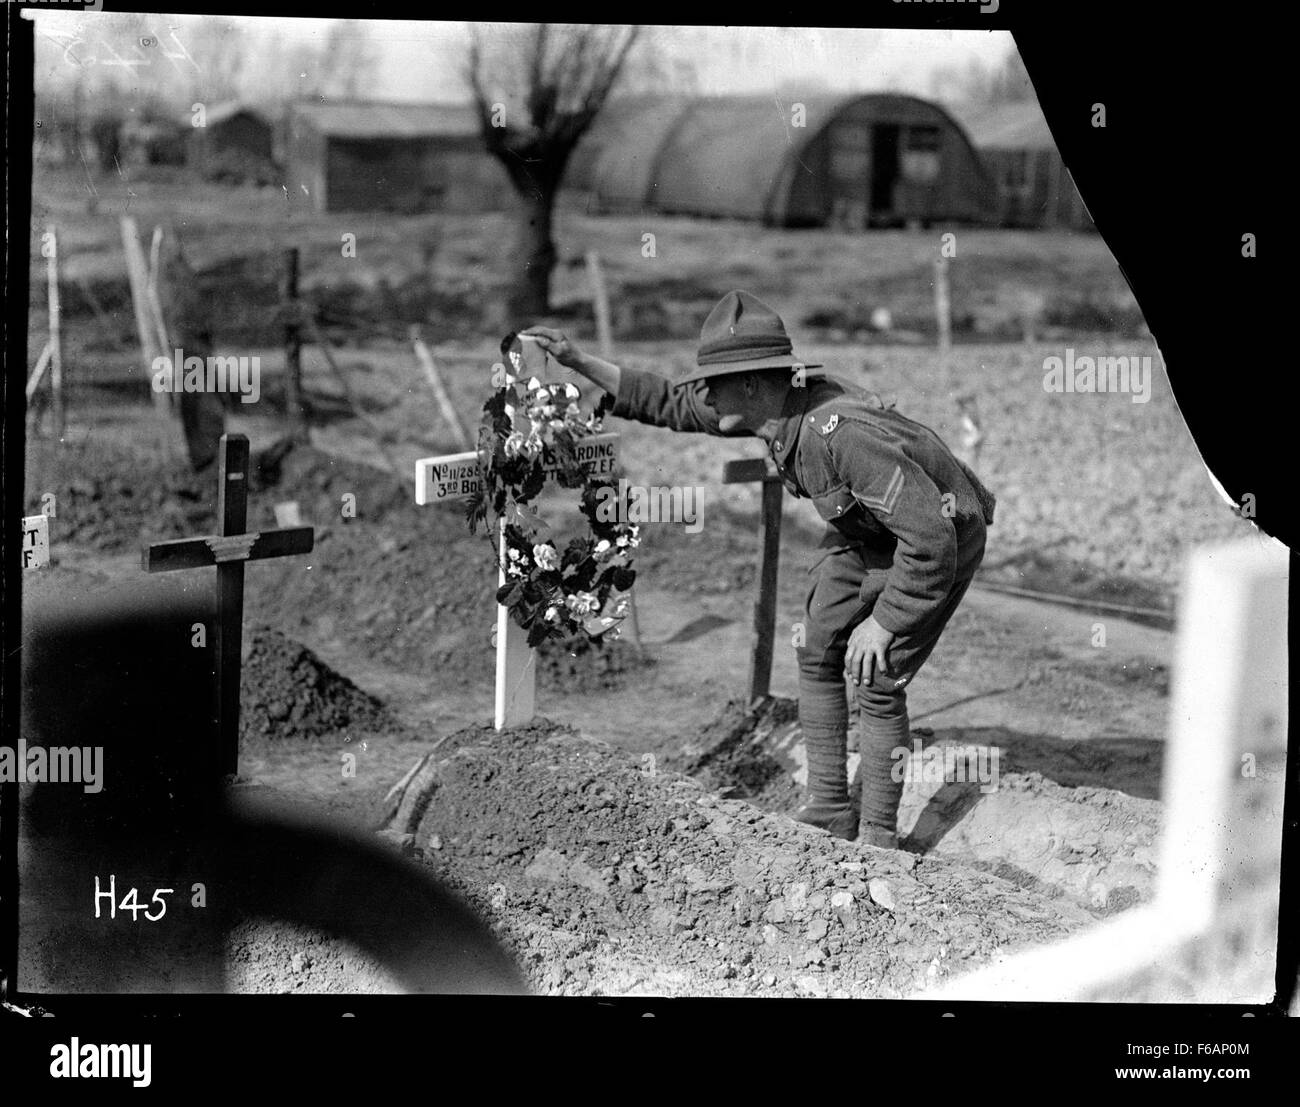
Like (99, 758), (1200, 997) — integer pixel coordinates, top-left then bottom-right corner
(548, 419), (566, 434)
(594, 539), (611, 555)
(565, 402), (581, 420)
(507, 563), (524, 579)
(523, 433), (543, 458)
(565, 591), (599, 616)
(562, 383), (580, 401)
(508, 548), (523, 561)
(534, 387), (552, 404)
(544, 606), (560, 623)
(526, 376), (543, 392)
(504, 403), (516, 420)
(533, 543), (559, 571)
(504, 431), (526, 458)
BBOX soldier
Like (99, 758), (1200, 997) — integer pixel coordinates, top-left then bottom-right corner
(524, 290), (994, 849)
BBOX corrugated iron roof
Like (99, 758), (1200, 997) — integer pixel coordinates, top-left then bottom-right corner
(288, 100), (482, 139)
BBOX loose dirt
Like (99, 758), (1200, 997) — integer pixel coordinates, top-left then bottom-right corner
(240, 625), (400, 745)
(677, 695), (1161, 917)
(382, 720), (1094, 998)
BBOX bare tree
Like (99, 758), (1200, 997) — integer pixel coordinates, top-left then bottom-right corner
(466, 24), (641, 317)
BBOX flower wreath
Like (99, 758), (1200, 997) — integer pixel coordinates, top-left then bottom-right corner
(464, 335), (639, 648)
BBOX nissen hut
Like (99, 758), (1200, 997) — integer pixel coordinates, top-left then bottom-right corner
(563, 93), (997, 229)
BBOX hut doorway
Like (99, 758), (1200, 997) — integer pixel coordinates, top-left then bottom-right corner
(869, 123), (901, 222)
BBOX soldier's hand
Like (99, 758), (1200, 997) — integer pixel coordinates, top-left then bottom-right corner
(845, 614), (895, 687)
(521, 326), (583, 370)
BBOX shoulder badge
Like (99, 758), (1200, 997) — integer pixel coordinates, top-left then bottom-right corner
(816, 413), (839, 436)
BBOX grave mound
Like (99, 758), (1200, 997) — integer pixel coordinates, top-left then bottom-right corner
(676, 696), (1162, 916)
(240, 626), (399, 744)
(382, 719), (1093, 998)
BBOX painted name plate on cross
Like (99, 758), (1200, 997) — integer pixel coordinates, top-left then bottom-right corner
(415, 433), (619, 506)
(413, 431), (620, 731)
(22, 515), (50, 570)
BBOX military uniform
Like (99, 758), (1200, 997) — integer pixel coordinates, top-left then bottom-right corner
(613, 368), (994, 682)
(612, 365), (995, 843)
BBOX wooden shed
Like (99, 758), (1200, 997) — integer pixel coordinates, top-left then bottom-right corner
(187, 102), (277, 180)
(282, 100), (513, 214)
(944, 100), (1093, 229)
(563, 93), (997, 228)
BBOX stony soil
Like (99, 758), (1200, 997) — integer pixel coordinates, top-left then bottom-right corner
(381, 720), (1096, 999)
(676, 695), (1161, 917)
(224, 919), (404, 995)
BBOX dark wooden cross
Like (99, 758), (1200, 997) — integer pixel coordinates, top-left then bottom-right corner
(142, 433), (314, 776)
(722, 457), (784, 704)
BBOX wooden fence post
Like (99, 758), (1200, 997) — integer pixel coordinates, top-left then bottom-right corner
(412, 329), (472, 451)
(46, 225), (65, 439)
(934, 254), (951, 358)
(121, 216), (170, 418)
(283, 247), (307, 443)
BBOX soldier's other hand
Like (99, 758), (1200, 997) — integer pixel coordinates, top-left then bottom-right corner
(845, 614), (895, 687)
(521, 327), (583, 370)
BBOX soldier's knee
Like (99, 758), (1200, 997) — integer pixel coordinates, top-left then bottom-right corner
(857, 680), (907, 720)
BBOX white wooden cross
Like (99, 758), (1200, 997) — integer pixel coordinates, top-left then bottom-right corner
(414, 432), (620, 729)
(934, 536), (1289, 1003)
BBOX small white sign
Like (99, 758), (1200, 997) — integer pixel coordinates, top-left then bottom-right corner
(22, 515), (49, 570)
(415, 452), (484, 505)
(415, 433), (619, 506)
(274, 501), (304, 527)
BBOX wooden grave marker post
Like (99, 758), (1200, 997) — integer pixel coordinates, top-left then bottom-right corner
(142, 434), (315, 776)
(415, 432), (620, 730)
(722, 457), (784, 704)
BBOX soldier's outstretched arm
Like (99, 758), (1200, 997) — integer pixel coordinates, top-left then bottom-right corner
(522, 327), (621, 397)
(523, 326), (730, 436)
